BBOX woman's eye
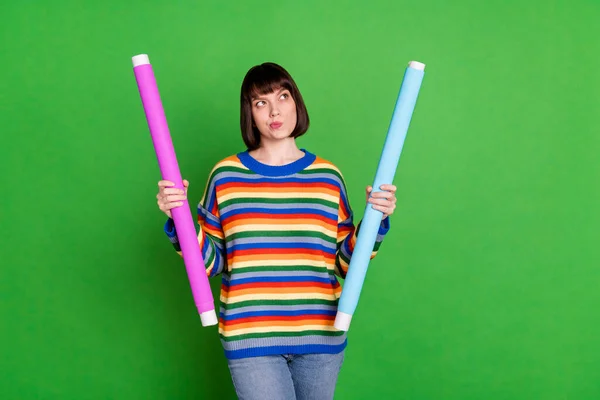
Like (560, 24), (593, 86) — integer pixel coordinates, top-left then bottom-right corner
(256, 101), (265, 107)
(280, 93), (289, 100)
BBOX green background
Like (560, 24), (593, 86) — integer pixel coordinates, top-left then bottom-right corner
(2, 1), (599, 399)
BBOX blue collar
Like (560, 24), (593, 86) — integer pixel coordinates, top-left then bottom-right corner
(237, 149), (317, 177)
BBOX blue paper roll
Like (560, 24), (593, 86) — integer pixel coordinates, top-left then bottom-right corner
(334, 61), (425, 331)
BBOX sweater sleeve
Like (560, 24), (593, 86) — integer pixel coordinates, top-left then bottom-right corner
(164, 169), (227, 277)
(334, 176), (390, 279)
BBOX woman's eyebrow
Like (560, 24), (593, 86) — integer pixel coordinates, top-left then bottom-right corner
(252, 88), (286, 101)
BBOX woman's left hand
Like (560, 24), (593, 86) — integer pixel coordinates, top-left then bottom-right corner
(366, 184), (397, 219)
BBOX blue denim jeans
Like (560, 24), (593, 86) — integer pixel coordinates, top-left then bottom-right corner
(226, 351), (345, 400)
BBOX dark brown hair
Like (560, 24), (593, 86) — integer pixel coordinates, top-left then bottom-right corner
(240, 62), (309, 150)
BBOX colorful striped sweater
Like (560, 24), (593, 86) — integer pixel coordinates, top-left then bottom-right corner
(164, 149), (390, 360)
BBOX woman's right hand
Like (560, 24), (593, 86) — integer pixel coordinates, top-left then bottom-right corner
(157, 179), (189, 218)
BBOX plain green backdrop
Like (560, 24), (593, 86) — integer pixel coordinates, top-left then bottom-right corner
(1, 1), (599, 399)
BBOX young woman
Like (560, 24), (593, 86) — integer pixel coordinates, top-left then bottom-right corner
(156, 62), (397, 400)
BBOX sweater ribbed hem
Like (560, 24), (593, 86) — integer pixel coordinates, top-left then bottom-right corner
(222, 340), (348, 360)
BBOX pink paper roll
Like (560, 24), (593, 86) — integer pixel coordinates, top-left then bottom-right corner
(132, 54), (217, 326)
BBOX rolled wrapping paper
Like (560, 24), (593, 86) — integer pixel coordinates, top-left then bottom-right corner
(334, 61), (426, 331)
(132, 54), (217, 326)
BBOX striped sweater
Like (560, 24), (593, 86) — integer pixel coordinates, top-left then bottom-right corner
(164, 149), (390, 359)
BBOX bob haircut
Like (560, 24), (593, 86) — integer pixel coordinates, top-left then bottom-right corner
(240, 62), (310, 150)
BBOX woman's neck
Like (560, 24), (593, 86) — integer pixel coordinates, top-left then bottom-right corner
(249, 139), (305, 166)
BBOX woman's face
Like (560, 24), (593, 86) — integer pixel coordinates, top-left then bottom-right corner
(251, 87), (297, 143)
